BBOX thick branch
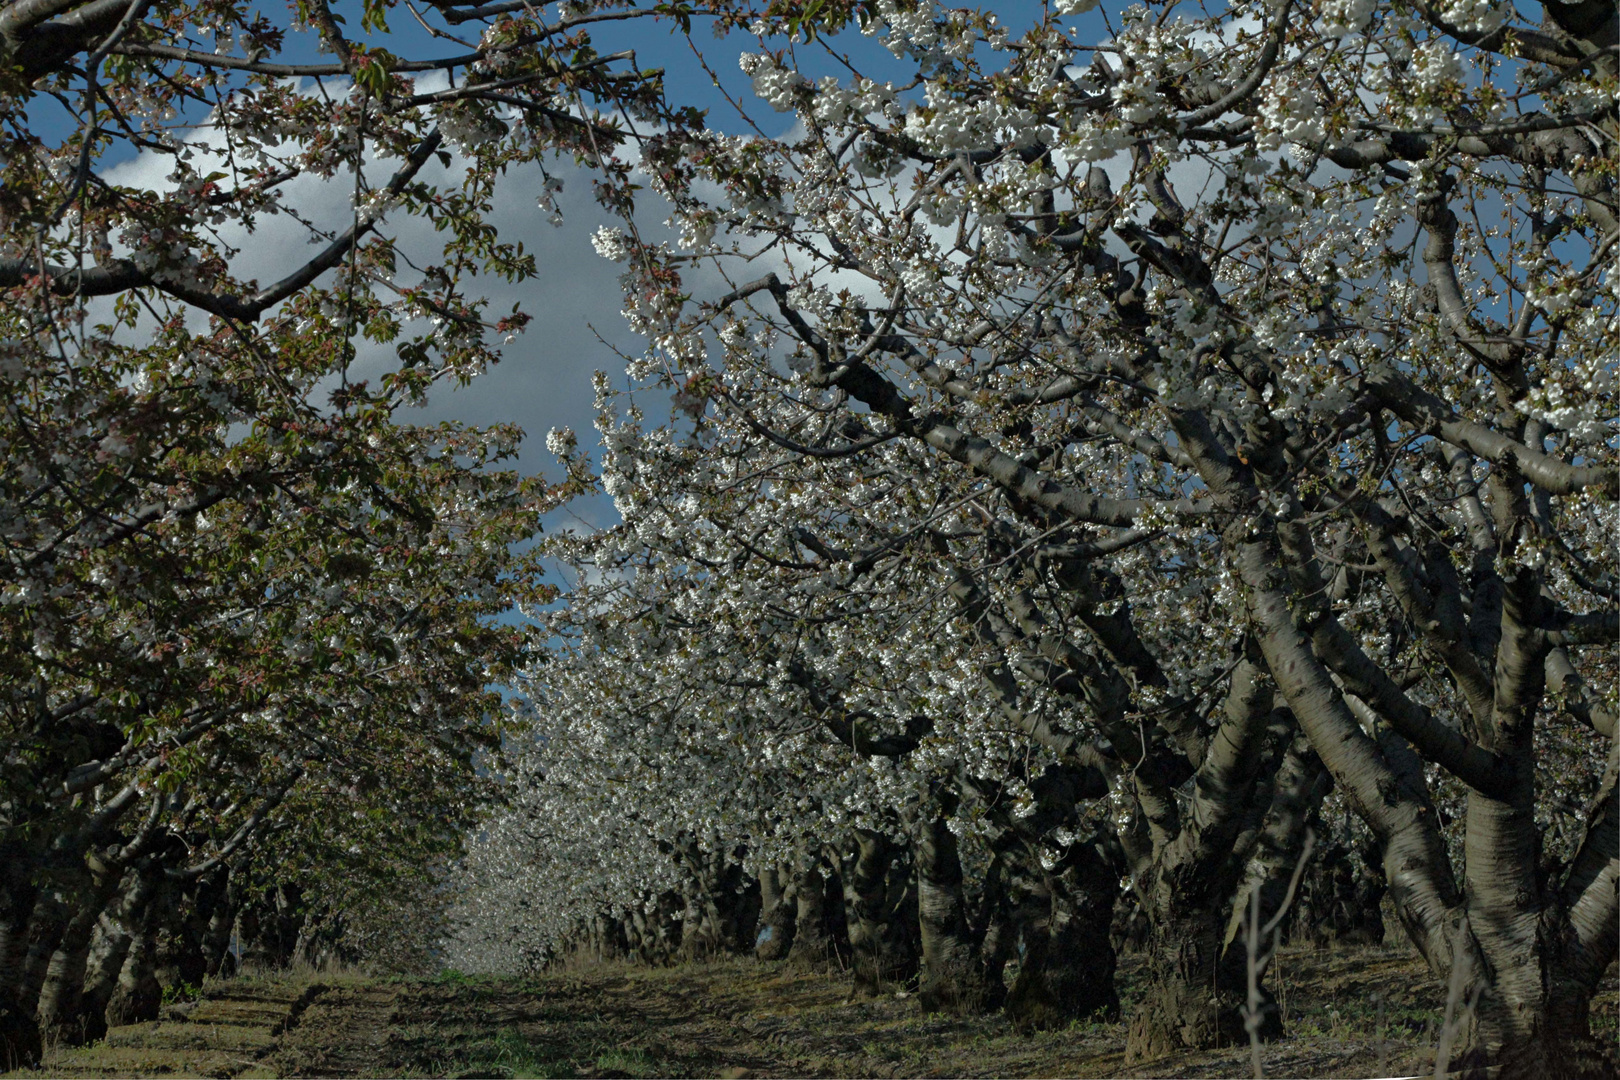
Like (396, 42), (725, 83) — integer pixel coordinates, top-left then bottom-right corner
(1367, 368), (1618, 497)
(0, 129), (443, 323)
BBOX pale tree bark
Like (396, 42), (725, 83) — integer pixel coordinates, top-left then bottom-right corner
(912, 793), (999, 1014)
(783, 853), (847, 973)
(36, 871), (126, 1044)
(975, 851), (1014, 1002)
(1223, 734), (1332, 951)
(104, 868), (169, 1027)
(200, 870), (237, 979)
(755, 867), (795, 962)
(37, 808), (168, 1045)
(675, 836), (722, 961)
(1003, 834), (1121, 1030)
(73, 866), (155, 1045)
(944, 551), (1310, 1053)
(1122, 652), (1294, 1062)
(841, 830), (916, 996)
(1237, 516), (1618, 1079)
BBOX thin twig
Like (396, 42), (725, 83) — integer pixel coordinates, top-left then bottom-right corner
(1244, 827), (1317, 1079)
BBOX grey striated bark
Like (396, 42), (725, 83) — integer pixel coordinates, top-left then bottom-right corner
(783, 855), (847, 973)
(1222, 734), (1332, 953)
(36, 874), (125, 1045)
(1119, 651), (1294, 1062)
(73, 866), (156, 1046)
(201, 870), (238, 979)
(1003, 835), (1120, 1031)
(1238, 516), (1618, 1079)
(841, 830), (916, 996)
(913, 798), (998, 1014)
(103, 866), (169, 1028)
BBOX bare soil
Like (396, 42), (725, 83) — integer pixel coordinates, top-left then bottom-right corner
(10, 945), (1617, 1079)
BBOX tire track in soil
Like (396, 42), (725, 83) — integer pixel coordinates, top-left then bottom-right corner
(268, 984), (402, 1077)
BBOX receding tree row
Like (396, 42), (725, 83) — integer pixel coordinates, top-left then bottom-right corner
(497, 636), (1401, 1057)
(457, 0), (1618, 1076)
(0, 0), (679, 1064)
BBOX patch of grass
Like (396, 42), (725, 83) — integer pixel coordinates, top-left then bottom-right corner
(444, 1030), (568, 1079)
(159, 981), (203, 1006)
(593, 1045), (658, 1077)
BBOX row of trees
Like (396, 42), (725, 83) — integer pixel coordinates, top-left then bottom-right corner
(447, 0), (1617, 1078)
(0, 0), (697, 1064)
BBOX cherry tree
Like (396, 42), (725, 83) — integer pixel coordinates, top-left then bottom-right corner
(0, 0), (689, 1063)
(504, 0), (1616, 1073)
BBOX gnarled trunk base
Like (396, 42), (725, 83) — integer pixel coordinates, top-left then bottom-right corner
(916, 828), (993, 1014)
(754, 868), (795, 962)
(1124, 929), (1276, 1063)
(1004, 843), (1120, 1031)
(784, 863), (848, 973)
(1490, 1034), (1618, 1080)
(1124, 969), (1249, 1063)
(844, 834), (917, 998)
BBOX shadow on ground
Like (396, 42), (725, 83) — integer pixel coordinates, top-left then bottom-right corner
(7, 945), (1617, 1078)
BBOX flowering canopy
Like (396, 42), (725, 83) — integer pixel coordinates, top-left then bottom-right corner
(463, 0), (1616, 1071)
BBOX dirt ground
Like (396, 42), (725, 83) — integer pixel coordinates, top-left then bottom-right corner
(11, 944), (1618, 1079)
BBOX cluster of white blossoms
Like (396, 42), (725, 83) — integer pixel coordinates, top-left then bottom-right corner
(1438, 0), (1509, 35)
(1320, 0), (1377, 37)
(590, 226), (635, 262)
(438, 101), (509, 154)
(738, 53), (812, 113)
(1255, 81), (1328, 154)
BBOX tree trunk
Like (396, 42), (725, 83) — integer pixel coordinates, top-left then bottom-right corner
(677, 889), (714, 961)
(1450, 722), (1619, 1080)
(1005, 838), (1120, 1030)
(595, 912), (626, 963)
(1126, 912), (1253, 1062)
(236, 902), (266, 971)
(18, 886), (71, 1028)
(719, 863), (760, 955)
(166, 872), (222, 989)
(76, 894), (142, 1046)
(914, 805), (997, 1014)
(201, 881), (237, 980)
(104, 869), (168, 1028)
(105, 925), (161, 1029)
(884, 848), (921, 976)
(0, 863), (41, 1069)
(1234, 526), (1619, 1079)
(36, 877), (124, 1046)
(975, 853), (1013, 1001)
(654, 890), (684, 963)
(270, 885), (302, 967)
(842, 831), (916, 996)
(784, 858), (846, 972)
(754, 866), (795, 961)
(1122, 657), (1293, 1062)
